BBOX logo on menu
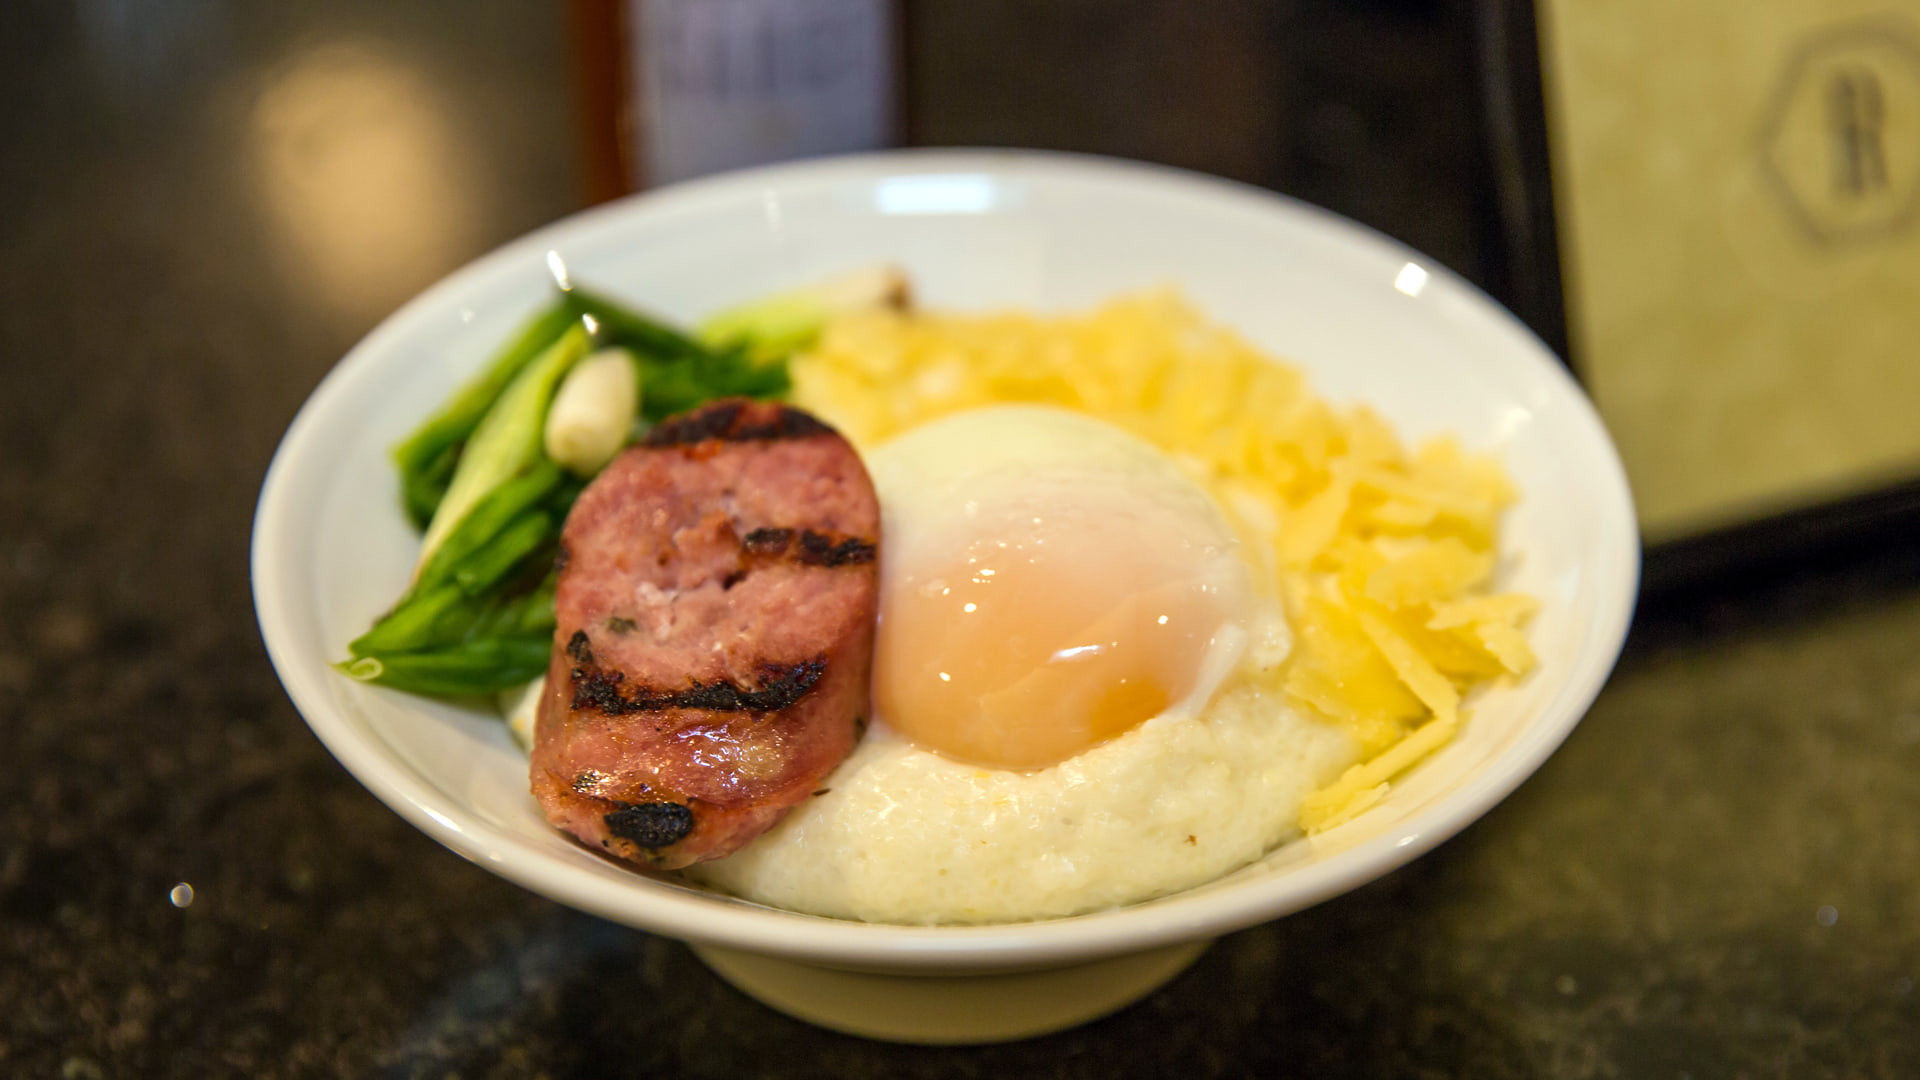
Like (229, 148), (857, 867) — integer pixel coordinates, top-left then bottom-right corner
(1759, 14), (1920, 245)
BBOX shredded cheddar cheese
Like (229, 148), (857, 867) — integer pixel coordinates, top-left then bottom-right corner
(789, 291), (1535, 832)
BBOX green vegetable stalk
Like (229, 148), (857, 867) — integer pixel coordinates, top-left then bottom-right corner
(339, 636), (553, 697)
(391, 302), (576, 527)
(342, 272), (864, 702)
(697, 264), (907, 364)
(412, 461), (563, 594)
(340, 325), (585, 698)
(563, 288), (710, 363)
(416, 324), (591, 568)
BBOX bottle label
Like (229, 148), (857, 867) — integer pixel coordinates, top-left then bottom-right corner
(1540, 2), (1920, 537)
(630, 0), (895, 186)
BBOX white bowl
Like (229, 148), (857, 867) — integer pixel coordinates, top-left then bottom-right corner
(252, 149), (1637, 1042)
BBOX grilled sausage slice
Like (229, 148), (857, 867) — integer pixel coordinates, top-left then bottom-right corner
(530, 400), (879, 870)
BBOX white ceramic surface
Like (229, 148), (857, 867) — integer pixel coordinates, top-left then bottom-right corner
(253, 151), (1637, 988)
(692, 940), (1214, 1044)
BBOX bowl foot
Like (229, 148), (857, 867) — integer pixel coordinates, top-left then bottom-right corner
(691, 939), (1212, 1044)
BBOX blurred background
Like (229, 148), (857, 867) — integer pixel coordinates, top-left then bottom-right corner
(3, 1), (1918, 1076)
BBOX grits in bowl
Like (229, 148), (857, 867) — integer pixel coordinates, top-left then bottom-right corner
(688, 656), (1358, 924)
(512, 289), (1537, 925)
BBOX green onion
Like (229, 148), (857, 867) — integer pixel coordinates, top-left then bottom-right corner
(337, 635), (553, 696)
(391, 302), (576, 526)
(342, 276), (834, 705)
(452, 510), (555, 596)
(462, 576), (558, 641)
(413, 460), (562, 593)
(564, 288), (710, 362)
(416, 324), (591, 567)
(697, 264), (907, 364)
(346, 582), (484, 658)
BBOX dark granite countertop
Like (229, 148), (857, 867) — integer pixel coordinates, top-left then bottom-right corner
(3, 2), (1915, 1076)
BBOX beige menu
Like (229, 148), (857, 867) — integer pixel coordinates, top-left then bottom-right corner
(1538, 1), (1920, 540)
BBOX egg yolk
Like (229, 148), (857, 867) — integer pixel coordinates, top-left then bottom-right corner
(873, 491), (1244, 771)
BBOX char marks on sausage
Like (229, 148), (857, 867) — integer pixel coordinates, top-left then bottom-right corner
(530, 399), (880, 870)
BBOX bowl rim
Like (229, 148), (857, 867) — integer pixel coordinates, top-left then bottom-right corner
(253, 147), (1639, 971)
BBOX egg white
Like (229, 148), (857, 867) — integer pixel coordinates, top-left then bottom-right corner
(863, 405), (1267, 753)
